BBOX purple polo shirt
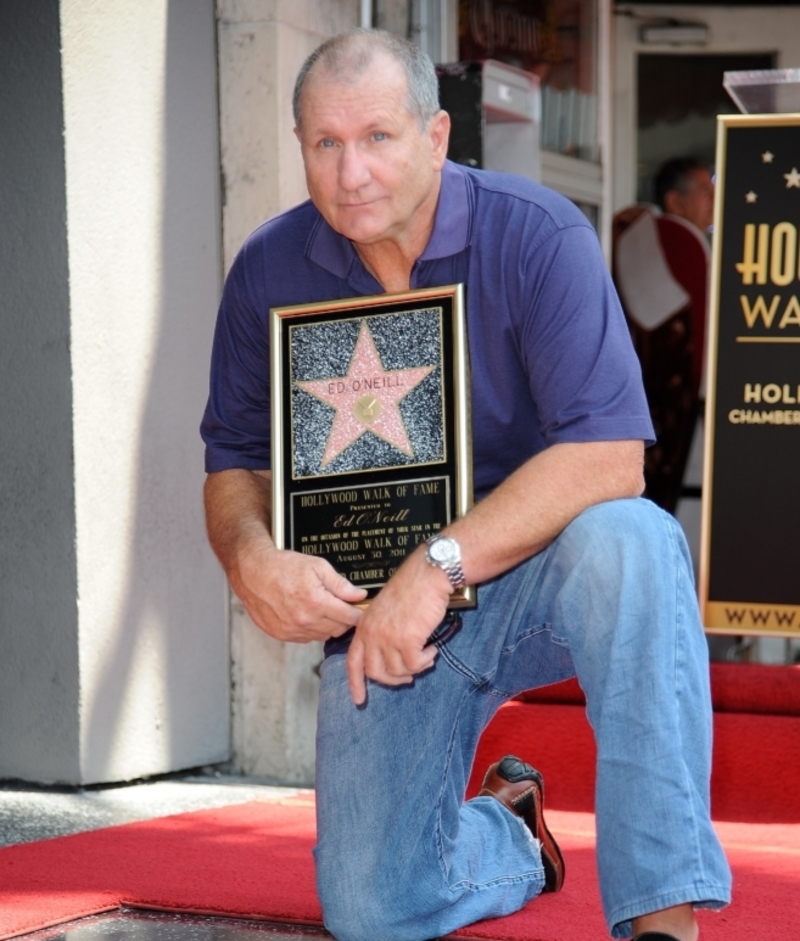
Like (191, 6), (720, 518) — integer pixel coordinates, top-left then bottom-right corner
(201, 161), (653, 499)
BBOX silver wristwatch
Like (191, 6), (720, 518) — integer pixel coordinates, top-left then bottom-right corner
(425, 535), (466, 591)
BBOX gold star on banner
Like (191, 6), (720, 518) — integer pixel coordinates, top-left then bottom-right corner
(296, 321), (434, 467)
(762, 151), (774, 163)
(745, 191), (758, 203)
(785, 167), (800, 188)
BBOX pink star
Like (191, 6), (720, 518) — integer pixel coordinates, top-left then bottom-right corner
(296, 320), (434, 467)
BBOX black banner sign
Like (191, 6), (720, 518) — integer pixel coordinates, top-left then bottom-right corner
(701, 115), (800, 636)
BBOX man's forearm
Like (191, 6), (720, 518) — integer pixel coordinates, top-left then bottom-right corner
(203, 468), (274, 580)
(447, 439), (645, 586)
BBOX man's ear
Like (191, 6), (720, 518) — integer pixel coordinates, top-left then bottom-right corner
(429, 110), (451, 169)
(663, 189), (683, 216)
(294, 126), (302, 144)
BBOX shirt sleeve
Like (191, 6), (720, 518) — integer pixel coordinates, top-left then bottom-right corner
(517, 222), (655, 447)
(200, 240), (273, 473)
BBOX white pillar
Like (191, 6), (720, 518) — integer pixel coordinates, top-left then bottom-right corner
(0, 0), (228, 784)
(216, 0), (358, 783)
(0, 0), (81, 783)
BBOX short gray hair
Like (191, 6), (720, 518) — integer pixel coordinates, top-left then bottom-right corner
(293, 29), (441, 130)
(653, 156), (711, 210)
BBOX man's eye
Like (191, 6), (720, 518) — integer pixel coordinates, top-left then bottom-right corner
(372, 132), (387, 142)
(320, 138), (336, 148)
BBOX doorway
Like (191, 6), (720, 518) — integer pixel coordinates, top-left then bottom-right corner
(636, 52), (775, 202)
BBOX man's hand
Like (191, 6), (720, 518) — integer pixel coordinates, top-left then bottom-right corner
(346, 547), (452, 705)
(204, 468), (366, 644)
(232, 537), (366, 643)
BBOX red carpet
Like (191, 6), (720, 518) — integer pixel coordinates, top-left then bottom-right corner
(465, 700), (800, 822)
(1, 795), (799, 941)
(476, 663), (800, 823)
(3, 665), (798, 940)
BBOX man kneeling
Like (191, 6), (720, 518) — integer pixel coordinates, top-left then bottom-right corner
(201, 28), (732, 941)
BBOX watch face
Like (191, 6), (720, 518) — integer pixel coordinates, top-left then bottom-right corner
(429, 537), (458, 564)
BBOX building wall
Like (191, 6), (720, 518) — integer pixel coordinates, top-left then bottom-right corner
(216, 0), (359, 783)
(612, 4), (800, 211)
(0, 0), (81, 782)
(0, 0), (228, 784)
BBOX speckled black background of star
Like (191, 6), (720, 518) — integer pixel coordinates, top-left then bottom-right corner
(708, 119), (800, 606)
(289, 309), (445, 479)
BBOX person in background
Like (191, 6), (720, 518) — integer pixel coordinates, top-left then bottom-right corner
(613, 156), (714, 512)
(654, 156), (715, 236)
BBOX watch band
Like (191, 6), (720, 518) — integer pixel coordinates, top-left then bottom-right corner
(425, 535), (467, 591)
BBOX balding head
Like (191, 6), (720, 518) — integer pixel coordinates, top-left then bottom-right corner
(293, 29), (441, 131)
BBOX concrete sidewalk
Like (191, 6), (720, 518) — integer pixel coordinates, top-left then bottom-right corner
(0, 773), (325, 941)
(0, 772), (309, 849)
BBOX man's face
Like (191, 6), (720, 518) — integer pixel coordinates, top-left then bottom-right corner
(295, 53), (449, 250)
(666, 168), (715, 233)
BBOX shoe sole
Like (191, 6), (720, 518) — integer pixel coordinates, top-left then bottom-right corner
(519, 779), (565, 893)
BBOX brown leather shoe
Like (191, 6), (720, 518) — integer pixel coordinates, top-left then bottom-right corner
(479, 755), (565, 893)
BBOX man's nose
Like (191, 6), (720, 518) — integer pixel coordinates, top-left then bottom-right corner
(338, 144), (371, 191)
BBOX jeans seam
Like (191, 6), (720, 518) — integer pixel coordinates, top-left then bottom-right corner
(501, 623), (551, 654)
(435, 641), (494, 689)
(436, 642), (516, 701)
(669, 512), (712, 889)
(448, 869), (543, 892)
(434, 684), (479, 882)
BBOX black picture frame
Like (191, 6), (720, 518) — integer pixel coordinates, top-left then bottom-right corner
(270, 284), (475, 607)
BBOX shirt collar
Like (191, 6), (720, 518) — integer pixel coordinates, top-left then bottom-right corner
(306, 160), (472, 280)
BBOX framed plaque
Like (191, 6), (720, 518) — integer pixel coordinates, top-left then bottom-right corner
(701, 114), (800, 637)
(270, 284), (475, 607)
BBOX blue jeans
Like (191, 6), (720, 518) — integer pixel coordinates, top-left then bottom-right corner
(314, 499), (732, 940)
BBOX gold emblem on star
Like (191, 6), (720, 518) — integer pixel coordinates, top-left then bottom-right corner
(353, 395), (382, 424)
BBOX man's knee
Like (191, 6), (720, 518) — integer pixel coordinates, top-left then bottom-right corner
(319, 893), (379, 941)
(543, 498), (693, 645)
(319, 885), (415, 941)
(559, 497), (680, 572)
(316, 849), (414, 941)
